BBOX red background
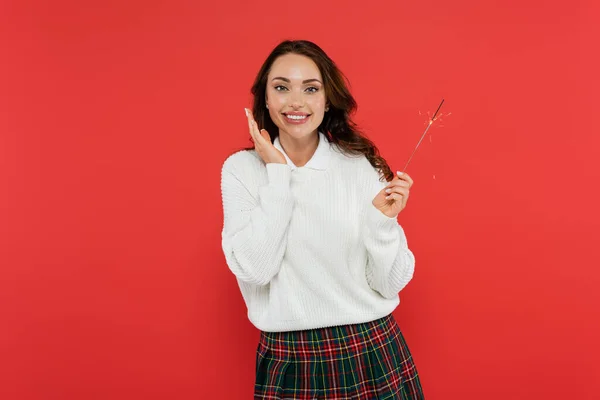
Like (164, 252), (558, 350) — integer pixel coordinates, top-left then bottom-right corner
(1, 0), (599, 399)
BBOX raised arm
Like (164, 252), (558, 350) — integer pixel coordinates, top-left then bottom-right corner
(220, 161), (294, 286)
(362, 165), (416, 299)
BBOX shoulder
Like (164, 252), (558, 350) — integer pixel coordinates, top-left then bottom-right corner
(221, 149), (262, 177)
(335, 152), (387, 200)
(220, 150), (266, 194)
(336, 150), (385, 183)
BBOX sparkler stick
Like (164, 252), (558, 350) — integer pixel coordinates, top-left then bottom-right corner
(401, 99), (445, 173)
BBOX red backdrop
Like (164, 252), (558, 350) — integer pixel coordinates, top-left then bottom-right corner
(1, 0), (599, 399)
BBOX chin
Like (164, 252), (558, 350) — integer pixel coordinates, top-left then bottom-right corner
(280, 121), (322, 136)
(283, 126), (318, 138)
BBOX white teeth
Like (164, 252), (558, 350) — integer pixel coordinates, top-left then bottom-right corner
(286, 114), (307, 120)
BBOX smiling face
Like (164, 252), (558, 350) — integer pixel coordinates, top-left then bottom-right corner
(265, 53), (327, 140)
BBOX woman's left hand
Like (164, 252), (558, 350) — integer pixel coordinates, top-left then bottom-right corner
(372, 171), (414, 218)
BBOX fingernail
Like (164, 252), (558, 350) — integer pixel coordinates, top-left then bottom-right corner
(244, 108), (249, 116)
(397, 171), (404, 176)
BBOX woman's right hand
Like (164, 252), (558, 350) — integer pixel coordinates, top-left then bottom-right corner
(245, 108), (287, 165)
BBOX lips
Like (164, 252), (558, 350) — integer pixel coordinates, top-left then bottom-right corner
(283, 112), (310, 116)
(283, 112), (311, 124)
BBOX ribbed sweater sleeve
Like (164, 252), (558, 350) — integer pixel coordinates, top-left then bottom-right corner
(220, 161), (294, 286)
(362, 170), (416, 299)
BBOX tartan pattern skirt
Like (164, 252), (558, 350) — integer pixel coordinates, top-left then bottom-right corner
(255, 313), (424, 399)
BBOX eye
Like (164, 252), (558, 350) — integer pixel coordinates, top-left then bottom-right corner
(306, 86), (319, 93)
(274, 85), (288, 91)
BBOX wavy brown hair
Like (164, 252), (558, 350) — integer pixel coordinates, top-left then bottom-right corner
(235, 39), (393, 182)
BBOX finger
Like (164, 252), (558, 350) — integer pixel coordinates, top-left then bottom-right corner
(402, 192), (409, 208)
(392, 187), (409, 196)
(251, 120), (263, 146)
(385, 188), (407, 199)
(246, 110), (256, 142)
(386, 187), (409, 198)
(387, 193), (409, 210)
(386, 192), (404, 201)
(386, 180), (410, 189)
(397, 171), (414, 187)
(385, 187), (409, 196)
(384, 185), (401, 195)
(260, 129), (271, 143)
(246, 109), (261, 143)
(248, 124), (256, 144)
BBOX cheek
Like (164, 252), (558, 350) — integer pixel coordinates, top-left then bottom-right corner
(269, 96), (286, 111)
(309, 97), (326, 112)
(269, 108), (283, 125)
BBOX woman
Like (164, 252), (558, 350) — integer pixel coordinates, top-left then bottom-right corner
(220, 39), (425, 399)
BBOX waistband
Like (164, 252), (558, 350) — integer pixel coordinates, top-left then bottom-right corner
(258, 313), (400, 359)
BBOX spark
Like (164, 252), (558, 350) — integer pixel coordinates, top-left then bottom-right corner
(402, 99), (447, 172)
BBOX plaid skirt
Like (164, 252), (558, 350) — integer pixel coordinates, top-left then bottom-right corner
(255, 314), (424, 399)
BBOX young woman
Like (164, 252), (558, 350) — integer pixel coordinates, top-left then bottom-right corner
(220, 39), (425, 399)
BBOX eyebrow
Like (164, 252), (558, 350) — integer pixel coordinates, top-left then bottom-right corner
(271, 77), (322, 84)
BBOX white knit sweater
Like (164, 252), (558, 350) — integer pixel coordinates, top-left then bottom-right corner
(220, 131), (415, 332)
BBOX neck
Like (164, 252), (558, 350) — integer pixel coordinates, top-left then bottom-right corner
(278, 130), (320, 167)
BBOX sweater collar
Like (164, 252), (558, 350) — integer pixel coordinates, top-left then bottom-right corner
(273, 131), (330, 171)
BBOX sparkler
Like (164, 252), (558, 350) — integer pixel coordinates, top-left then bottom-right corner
(401, 99), (447, 173)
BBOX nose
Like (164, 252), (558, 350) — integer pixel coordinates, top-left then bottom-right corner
(289, 91), (304, 109)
